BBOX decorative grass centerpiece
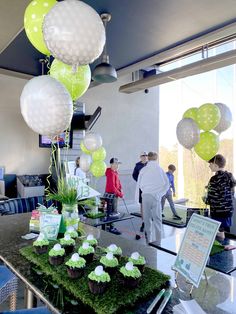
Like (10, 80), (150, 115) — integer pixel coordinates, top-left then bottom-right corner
(20, 243), (170, 314)
(47, 178), (80, 233)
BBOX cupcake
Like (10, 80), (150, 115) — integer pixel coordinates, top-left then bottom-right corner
(84, 234), (98, 248)
(100, 252), (118, 275)
(119, 261), (141, 288)
(60, 234), (75, 255)
(78, 242), (95, 263)
(65, 253), (86, 279)
(105, 244), (122, 260)
(128, 252), (146, 273)
(49, 244), (65, 266)
(65, 226), (78, 239)
(88, 265), (110, 294)
(33, 233), (49, 254)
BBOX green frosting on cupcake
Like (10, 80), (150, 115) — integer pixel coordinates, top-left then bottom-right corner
(120, 266), (141, 278)
(84, 238), (98, 246)
(49, 248), (65, 257)
(33, 239), (49, 247)
(65, 230), (78, 238)
(65, 257), (86, 269)
(60, 238), (75, 246)
(100, 256), (118, 268)
(78, 245), (94, 255)
(105, 246), (122, 256)
(88, 270), (110, 283)
(129, 255), (146, 265)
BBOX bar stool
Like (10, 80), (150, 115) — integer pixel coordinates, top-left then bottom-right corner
(0, 265), (18, 310)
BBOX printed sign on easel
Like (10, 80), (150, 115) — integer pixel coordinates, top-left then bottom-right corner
(173, 213), (221, 287)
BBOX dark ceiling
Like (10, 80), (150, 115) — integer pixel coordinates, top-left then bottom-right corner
(1, 0), (236, 77)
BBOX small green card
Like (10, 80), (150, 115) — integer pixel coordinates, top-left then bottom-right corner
(40, 214), (61, 240)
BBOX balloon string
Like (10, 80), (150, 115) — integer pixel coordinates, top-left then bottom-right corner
(45, 142), (57, 195)
(190, 150), (209, 210)
(62, 127), (71, 168)
(46, 56), (51, 75)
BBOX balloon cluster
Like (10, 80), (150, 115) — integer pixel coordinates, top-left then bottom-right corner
(21, 0), (106, 137)
(79, 133), (107, 178)
(176, 103), (232, 161)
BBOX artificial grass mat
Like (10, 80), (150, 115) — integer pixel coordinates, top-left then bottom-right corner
(163, 206), (187, 225)
(20, 244), (170, 314)
(210, 240), (225, 256)
(83, 211), (105, 219)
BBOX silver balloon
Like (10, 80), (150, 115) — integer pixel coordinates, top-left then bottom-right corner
(83, 133), (102, 152)
(20, 75), (73, 137)
(43, 0), (105, 66)
(214, 102), (232, 133)
(79, 154), (92, 172)
(176, 118), (200, 149)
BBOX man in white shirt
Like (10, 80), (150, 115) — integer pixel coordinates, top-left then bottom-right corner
(136, 152), (169, 245)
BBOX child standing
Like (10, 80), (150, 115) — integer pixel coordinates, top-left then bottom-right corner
(161, 164), (182, 220)
(204, 154), (236, 235)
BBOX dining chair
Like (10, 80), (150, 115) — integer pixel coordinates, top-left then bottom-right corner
(0, 265), (18, 311)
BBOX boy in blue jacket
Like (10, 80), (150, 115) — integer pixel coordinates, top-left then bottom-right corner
(161, 164), (181, 220)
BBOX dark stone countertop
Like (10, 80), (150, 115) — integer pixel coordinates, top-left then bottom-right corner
(0, 213), (235, 313)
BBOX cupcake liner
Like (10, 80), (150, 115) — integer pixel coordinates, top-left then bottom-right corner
(81, 253), (94, 263)
(136, 264), (145, 273)
(88, 279), (108, 295)
(63, 245), (75, 255)
(67, 266), (84, 279)
(104, 266), (117, 276)
(49, 255), (64, 266)
(34, 245), (48, 255)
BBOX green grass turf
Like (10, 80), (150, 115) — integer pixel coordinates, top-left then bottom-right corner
(20, 244), (170, 314)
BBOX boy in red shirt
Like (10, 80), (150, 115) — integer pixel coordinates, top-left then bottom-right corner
(105, 158), (123, 234)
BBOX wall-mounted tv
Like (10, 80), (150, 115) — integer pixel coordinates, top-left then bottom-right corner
(39, 131), (73, 148)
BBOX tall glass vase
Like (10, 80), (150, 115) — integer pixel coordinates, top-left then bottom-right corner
(60, 204), (79, 234)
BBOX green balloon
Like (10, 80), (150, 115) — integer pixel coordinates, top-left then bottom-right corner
(24, 0), (56, 55)
(80, 141), (91, 155)
(50, 59), (91, 101)
(196, 103), (221, 131)
(90, 161), (106, 178)
(194, 131), (219, 161)
(92, 147), (106, 161)
(183, 107), (198, 122)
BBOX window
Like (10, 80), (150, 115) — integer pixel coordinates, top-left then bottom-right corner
(159, 42), (235, 207)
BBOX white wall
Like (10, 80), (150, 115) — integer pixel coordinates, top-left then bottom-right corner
(0, 73), (159, 202)
(80, 74), (159, 169)
(79, 74), (160, 202)
(0, 74), (50, 175)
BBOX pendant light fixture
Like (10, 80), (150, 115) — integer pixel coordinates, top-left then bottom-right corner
(92, 13), (117, 83)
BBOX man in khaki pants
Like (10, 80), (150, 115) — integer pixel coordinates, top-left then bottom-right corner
(136, 152), (169, 245)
